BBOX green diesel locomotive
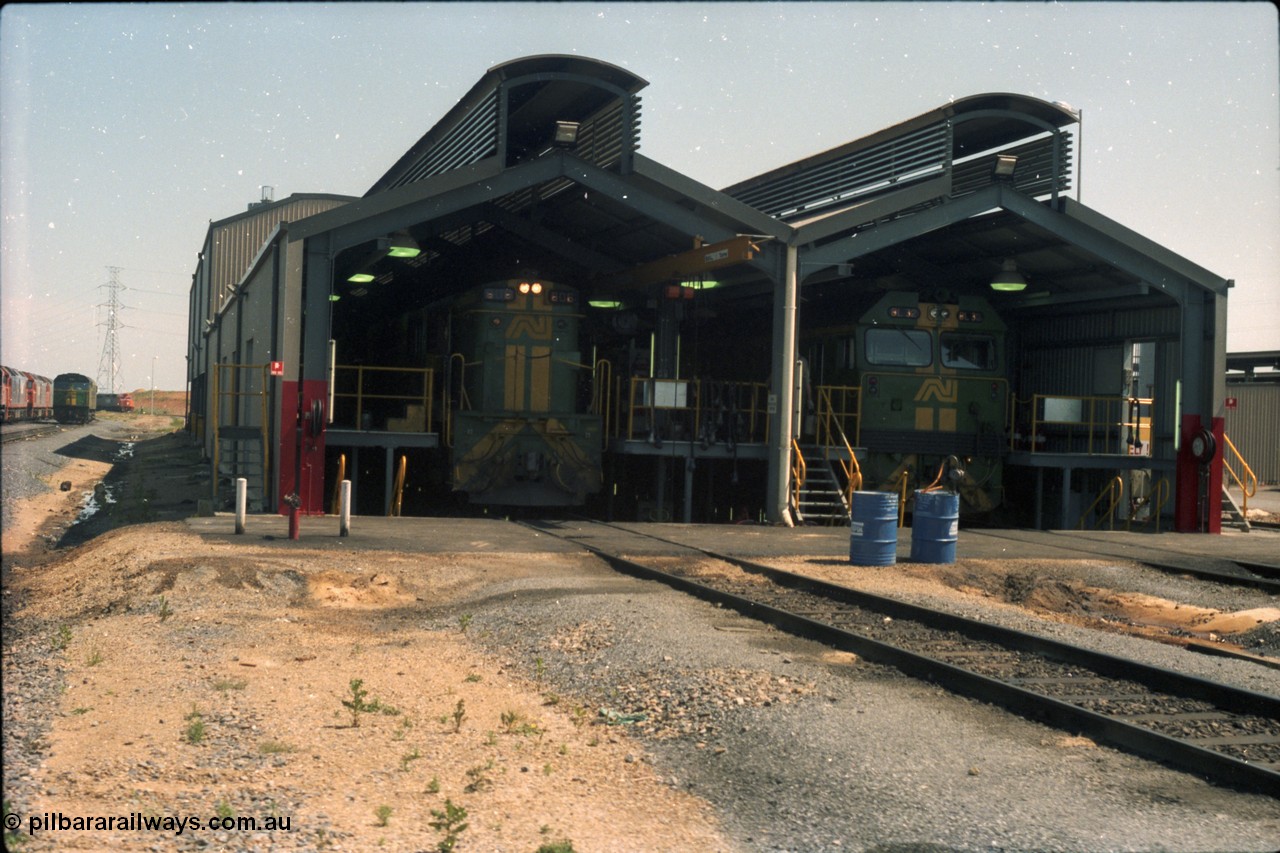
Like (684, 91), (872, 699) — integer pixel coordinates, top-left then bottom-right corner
(804, 291), (1009, 513)
(450, 279), (603, 506)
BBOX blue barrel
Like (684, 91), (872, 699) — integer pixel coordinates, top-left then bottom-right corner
(910, 490), (960, 563)
(849, 491), (899, 566)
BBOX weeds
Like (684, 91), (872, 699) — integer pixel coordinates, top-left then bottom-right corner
(212, 677), (247, 692)
(458, 613), (473, 633)
(535, 841), (577, 853)
(341, 678), (400, 728)
(499, 710), (541, 737)
(374, 805), (392, 827)
(184, 708), (206, 745)
(425, 776), (440, 795)
(399, 748), (422, 773)
(156, 596), (172, 622)
(451, 698), (466, 733)
(428, 799), (469, 853)
(52, 625), (72, 651)
(258, 740), (296, 755)
(85, 648), (103, 667)
(463, 760), (495, 793)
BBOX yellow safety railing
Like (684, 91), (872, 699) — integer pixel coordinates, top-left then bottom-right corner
(1222, 432), (1257, 518)
(1079, 475), (1124, 530)
(813, 385), (863, 510)
(330, 453), (347, 515)
(790, 438), (807, 517)
(894, 470), (910, 528)
(331, 364), (434, 436)
(1017, 394), (1154, 456)
(211, 362), (271, 502)
(1127, 476), (1170, 533)
(389, 454), (407, 517)
(622, 378), (771, 444)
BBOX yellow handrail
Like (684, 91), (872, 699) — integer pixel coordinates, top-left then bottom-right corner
(1025, 394), (1154, 456)
(896, 470), (909, 528)
(1126, 476), (1170, 533)
(330, 453), (347, 515)
(790, 438), (807, 516)
(593, 358), (612, 441)
(1222, 432), (1257, 518)
(1079, 476), (1123, 530)
(814, 385), (862, 511)
(389, 454), (407, 517)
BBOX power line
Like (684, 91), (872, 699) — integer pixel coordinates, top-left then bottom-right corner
(96, 266), (127, 394)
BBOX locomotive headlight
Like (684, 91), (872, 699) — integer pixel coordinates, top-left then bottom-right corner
(519, 282), (531, 294)
(530, 282), (543, 294)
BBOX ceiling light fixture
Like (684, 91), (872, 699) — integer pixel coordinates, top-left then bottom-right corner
(989, 258), (1027, 292)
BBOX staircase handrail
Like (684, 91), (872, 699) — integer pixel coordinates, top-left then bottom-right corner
(790, 438), (807, 519)
(1126, 475), (1170, 533)
(1222, 431), (1257, 517)
(1078, 475), (1123, 530)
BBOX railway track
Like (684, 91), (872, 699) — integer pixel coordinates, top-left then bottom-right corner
(0, 422), (61, 443)
(522, 518), (1280, 798)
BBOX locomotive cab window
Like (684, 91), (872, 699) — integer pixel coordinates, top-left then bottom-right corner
(865, 328), (932, 367)
(940, 334), (996, 370)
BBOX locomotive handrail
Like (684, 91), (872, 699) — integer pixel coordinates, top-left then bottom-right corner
(446, 353), (471, 448)
(1222, 431), (1257, 518)
(592, 358), (613, 442)
(1078, 475), (1124, 530)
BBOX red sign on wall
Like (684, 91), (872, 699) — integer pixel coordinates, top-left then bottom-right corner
(270, 361), (284, 377)
(1225, 396), (1238, 411)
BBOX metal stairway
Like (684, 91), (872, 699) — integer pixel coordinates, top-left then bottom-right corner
(1221, 485), (1251, 532)
(794, 444), (851, 525)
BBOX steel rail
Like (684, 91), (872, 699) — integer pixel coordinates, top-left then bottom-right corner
(523, 519), (1280, 797)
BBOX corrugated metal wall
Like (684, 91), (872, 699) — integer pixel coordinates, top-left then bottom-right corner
(1224, 383), (1280, 483)
(207, 197), (348, 318)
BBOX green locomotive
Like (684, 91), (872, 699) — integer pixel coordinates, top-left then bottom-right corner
(449, 279), (603, 506)
(53, 373), (99, 424)
(803, 291), (1009, 513)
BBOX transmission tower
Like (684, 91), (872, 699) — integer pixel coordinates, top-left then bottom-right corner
(96, 266), (126, 394)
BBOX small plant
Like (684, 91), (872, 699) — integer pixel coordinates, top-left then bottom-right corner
(258, 740), (296, 755)
(451, 698), (466, 733)
(464, 673), (481, 683)
(429, 799), (469, 853)
(71, 707), (92, 715)
(463, 760), (495, 793)
(85, 648), (103, 667)
(4, 798), (27, 851)
(534, 656), (546, 681)
(458, 613), (473, 633)
(214, 799), (234, 820)
(499, 710), (541, 737)
(399, 748), (422, 772)
(212, 677), (248, 692)
(374, 804), (392, 827)
(52, 625), (72, 651)
(341, 678), (400, 728)
(425, 776), (440, 794)
(156, 596), (172, 622)
(185, 708), (206, 744)
(392, 717), (414, 741)
(535, 841), (577, 853)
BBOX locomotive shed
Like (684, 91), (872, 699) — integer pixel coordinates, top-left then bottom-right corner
(189, 54), (1231, 533)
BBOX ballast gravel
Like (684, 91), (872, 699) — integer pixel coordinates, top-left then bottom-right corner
(453, 566), (1280, 853)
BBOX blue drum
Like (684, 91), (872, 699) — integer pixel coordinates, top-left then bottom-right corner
(849, 491), (899, 566)
(910, 490), (959, 563)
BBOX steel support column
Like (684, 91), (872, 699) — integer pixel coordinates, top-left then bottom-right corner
(767, 245), (799, 525)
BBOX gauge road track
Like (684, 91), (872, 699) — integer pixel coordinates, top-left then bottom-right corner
(520, 518), (1280, 798)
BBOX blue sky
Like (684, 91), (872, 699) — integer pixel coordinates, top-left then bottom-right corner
(2, 2), (1277, 392)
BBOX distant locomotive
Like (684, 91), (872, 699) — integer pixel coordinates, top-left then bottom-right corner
(448, 279), (602, 506)
(803, 291), (1009, 513)
(96, 392), (136, 412)
(53, 373), (98, 424)
(1, 365), (54, 422)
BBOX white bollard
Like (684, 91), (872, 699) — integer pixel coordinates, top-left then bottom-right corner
(235, 478), (247, 535)
(339, 479), (352, 537)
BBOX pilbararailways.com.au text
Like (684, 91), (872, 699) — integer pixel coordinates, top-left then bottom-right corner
(11, 810), (293, 836)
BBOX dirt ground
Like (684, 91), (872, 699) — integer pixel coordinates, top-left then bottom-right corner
(2, 421), (731, 852)
(4, 420), (1278, 851)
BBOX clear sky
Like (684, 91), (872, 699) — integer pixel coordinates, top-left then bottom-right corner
(2, 2), (1277, 392)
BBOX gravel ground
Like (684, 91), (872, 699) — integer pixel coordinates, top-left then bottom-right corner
(451, 567), (1280, 852)
(5, 425), (1280, 852)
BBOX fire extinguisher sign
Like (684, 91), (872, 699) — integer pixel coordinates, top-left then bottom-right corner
(1225, 396), (1238, 411)
(270, 361), (284, 377)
